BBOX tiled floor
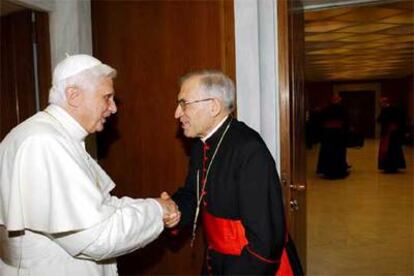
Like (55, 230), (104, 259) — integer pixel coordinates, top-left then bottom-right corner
(307, 139), (413, 276)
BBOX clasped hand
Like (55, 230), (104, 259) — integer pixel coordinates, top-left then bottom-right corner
(156, 192), (181, 228)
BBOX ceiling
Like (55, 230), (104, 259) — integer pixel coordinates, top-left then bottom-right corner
(303, 0), (414, 81)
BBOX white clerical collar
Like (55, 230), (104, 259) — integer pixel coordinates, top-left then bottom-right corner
(45, 104), (88, 142)
(201, 115), (229, 142)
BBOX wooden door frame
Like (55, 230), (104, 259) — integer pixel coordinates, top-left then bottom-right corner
(278, 0), (293, 214)
(277, 0), (307, 271)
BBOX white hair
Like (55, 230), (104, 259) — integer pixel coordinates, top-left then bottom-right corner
(48, 64), (116, 105)
(181, 70), (236, 112)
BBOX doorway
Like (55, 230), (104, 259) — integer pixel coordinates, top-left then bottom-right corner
(303, 1), (414, 275)
(340, 91), (376, 138)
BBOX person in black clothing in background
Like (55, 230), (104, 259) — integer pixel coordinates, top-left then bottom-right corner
(377, 97), (406, 173)
(305, 107), (322, 149)
(316, 95), (351, 179)
(162, 70), (288, 275)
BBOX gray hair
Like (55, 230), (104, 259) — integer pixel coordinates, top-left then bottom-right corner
(48, 65), (116, 105)
(181, 70), (236, 112)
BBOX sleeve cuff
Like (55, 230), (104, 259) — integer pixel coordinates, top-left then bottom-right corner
(147, 198), (164, 219)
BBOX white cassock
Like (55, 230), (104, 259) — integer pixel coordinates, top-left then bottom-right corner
(0, 104), (164, 276)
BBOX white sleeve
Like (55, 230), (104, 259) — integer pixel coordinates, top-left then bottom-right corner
(53, 197), (164, 261)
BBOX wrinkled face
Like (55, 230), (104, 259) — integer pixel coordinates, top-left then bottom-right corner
(174, 77), (214, 138)
(78, 76), (117, 133)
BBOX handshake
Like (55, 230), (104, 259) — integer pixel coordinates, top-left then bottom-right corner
(155, 192), (181, 228)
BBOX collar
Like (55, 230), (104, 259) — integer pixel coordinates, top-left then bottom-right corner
(201, 115), (229, 143)
(44, 104), (88, 142)
(202, 116), (233, 148)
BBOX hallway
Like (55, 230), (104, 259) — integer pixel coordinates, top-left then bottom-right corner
(307, 139), (413, 275)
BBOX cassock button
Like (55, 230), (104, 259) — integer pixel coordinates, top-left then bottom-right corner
(203, 201), (207, 207)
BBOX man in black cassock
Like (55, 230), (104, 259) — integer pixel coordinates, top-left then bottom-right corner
(316, 95), (350, 179)
(377, 97), (406, 173)
(164, 71), (287, 275)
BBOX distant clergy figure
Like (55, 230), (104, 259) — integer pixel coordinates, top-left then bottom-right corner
(316, 95), (350, 179)
(377, 97), (406, 173)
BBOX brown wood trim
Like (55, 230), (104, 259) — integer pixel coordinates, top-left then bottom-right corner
(278, 0), (307, 270)
(277, 0), (292, 209)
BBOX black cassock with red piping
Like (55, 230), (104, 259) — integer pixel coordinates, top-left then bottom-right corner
(172, 116), (294, 275)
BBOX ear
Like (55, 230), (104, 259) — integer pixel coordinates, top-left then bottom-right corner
(210, 98), (222, 117)
(65, 87), (82, 108)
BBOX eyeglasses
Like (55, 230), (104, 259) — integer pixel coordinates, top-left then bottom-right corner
(177, 98), (213, 109)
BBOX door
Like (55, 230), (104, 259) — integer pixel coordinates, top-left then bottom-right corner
(278, 0), (307, 271)
(1, 10), (36, 140)
(0, 8), (51, 141)
(91, 1), (235, 274)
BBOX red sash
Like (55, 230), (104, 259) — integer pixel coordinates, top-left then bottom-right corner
(202, 211), (294, 275)
(202, 210), (247, 255)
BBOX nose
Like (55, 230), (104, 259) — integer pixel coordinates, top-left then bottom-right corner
(174, 104), (183, 119)
(109, 98), (117, 114)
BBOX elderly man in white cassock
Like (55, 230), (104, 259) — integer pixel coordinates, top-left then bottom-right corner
(0, 54), (180, 276)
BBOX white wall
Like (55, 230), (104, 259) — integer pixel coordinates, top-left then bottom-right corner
(234, 0), (280, 171)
